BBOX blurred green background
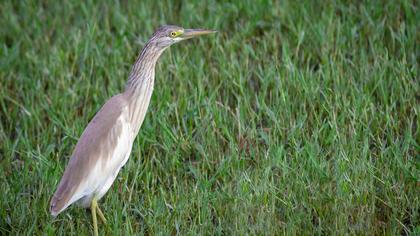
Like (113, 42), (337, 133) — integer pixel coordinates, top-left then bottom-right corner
(0, 0), (418, 235)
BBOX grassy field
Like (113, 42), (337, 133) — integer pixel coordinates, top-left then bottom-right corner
(1, 0), (419, 235)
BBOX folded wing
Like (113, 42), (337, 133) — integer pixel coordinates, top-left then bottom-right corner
(50, 94), (130, 216)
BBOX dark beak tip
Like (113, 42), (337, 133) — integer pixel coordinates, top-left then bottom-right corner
(182, 28), (218, 38)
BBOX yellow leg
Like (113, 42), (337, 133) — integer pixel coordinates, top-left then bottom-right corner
(96, 204), (107, 225)
(91, 198), (98, 236)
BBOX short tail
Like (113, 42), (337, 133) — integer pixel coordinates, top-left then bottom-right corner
(50, 196), (63, 217)
(50, 172), (76, 216)
(50, 185), (74, 217)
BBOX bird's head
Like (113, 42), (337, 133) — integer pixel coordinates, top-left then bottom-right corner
(149, 25), (216, 49)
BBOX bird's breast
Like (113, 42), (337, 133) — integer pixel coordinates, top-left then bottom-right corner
(126, 77), (155, 135)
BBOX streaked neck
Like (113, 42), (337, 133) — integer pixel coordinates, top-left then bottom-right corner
(124, 42), (165, 96)
(123, 41), (166, 134)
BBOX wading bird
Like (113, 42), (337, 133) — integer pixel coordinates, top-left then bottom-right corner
(50, 25), (215, 235)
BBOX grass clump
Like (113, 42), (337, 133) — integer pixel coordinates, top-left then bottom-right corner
(0, 0), (418, 235)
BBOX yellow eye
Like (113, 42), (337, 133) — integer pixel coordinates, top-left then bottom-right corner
(170, 31), (177, 37)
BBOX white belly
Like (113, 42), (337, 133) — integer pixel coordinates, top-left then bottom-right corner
(77, 118), (134, 207)
(75, 83), (153, 208)
(96, 142), (132, 199)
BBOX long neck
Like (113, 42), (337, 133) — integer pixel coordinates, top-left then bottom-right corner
(123, 41), (166, 134)
(125, 42), (165, 95)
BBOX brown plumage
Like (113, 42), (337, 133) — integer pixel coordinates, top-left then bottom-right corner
(49, 25), (216, 235)
(50, 94), (128, 215)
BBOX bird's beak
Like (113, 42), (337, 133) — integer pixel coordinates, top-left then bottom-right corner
(180, 29), (217, 39)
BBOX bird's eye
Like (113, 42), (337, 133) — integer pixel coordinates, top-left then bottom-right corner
(170, 31), (177, 37)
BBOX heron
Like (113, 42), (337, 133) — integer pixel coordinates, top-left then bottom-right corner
(50, 25), (215, 235)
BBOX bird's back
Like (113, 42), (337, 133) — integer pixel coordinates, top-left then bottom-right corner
(50, 94), (132, 216)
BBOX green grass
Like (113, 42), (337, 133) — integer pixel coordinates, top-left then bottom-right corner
(1, 0), (419, 235)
